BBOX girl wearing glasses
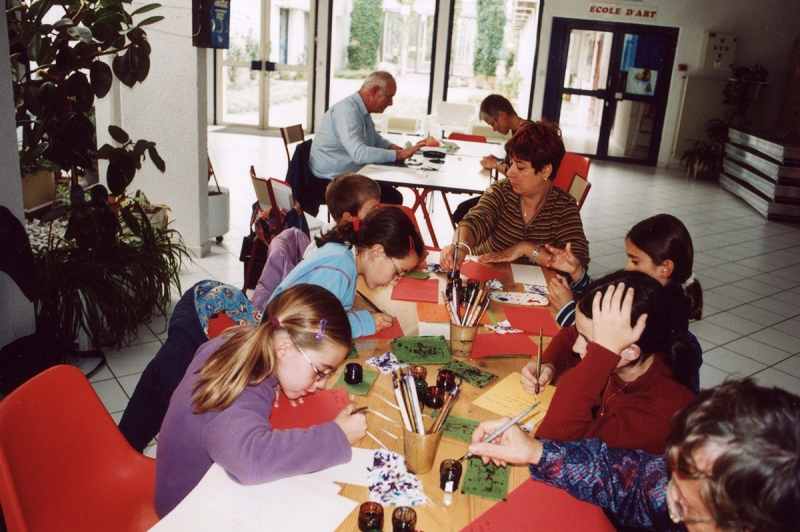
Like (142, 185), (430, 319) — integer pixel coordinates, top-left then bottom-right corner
(269, 206), (424, 338)
(154, 284), (366, 518)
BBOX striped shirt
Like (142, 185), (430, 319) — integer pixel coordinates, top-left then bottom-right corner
(461, 180), (590, 268)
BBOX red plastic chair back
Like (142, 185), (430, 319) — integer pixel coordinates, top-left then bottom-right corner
(553, 152), (591, 192)
(447, 132), (487, 143)
(0, 365), (159, 532)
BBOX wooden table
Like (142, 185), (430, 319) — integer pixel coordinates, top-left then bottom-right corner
(335, 262), (557, 531)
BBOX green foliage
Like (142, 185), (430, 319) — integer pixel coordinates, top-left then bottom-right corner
(7, 0), (164, 186)
(347, 0), (383, 70)
(474, 0), (505, 77)
(35, 194), (190, 347)
(496, 69), (521, 103)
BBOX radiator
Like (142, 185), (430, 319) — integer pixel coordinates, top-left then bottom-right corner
(671, 73), (728, 158)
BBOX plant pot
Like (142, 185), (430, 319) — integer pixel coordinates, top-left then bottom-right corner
(208, 185), (230, 240)
(21, 170), (55, 211)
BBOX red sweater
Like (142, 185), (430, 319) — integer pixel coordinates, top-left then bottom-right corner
(536, 326), (695, 455)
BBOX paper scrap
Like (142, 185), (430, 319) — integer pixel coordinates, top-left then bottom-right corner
(269, 387), (350, 430)
(440, 359), (497, 388)
(484, 319), (523, 335)
(489, 291), (548, 306)
(524, 284), (549, 295)
(332, 369), (379, 395)
(391, 277), (440, 303)
(461, 457), (509, 501)
(416, 302), (450, 322)
(503, 306), (560, 337)
(391, 335), (452, 364)
(461, 260), (505, 281)
(510, 263), (547, 286)
(471, 372), (555, 426)
(365, 351), (404, 373)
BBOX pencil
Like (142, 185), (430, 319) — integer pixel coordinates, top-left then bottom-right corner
(357, 290), (384, 314)
(350, 406), (369, 415)
(458, 401), (541, 462)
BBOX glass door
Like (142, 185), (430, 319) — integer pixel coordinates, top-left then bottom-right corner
(444, 0), (541, 124)
(543, 18), (678, 165)
(216, 0), (313, 129)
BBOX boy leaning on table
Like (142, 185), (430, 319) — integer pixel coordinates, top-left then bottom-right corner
(303, 173), (381, 258)
(468, 379), (800, 532)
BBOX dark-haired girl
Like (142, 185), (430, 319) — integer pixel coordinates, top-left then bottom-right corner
(530, 271), (696, 454)
(268, 205), (424, 338)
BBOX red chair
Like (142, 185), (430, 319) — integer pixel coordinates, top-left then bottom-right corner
(0, 365), (159, 532)
(553, 152), (591, 192)
(386, 204), (440, 252)
(447, 132), (487, 143)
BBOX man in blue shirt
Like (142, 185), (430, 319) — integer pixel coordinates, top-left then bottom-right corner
(309, 71), (423, 204)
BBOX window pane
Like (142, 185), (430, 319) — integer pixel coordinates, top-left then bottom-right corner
(224, 0), (261, 63)
(447, 0), (540, 121)
(269, 0), (310, 65)
(329, 0), (435, 134)
(563, 30), (613, 91)
(267, 71), (309, 129)
(221, 66), (260, 126)
(608, 101), (654, 159)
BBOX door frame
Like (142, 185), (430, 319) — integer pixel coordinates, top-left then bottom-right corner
(214, 0), (315, 130)
(542, 17), (678, 165)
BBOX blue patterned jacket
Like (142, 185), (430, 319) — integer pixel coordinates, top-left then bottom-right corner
(530, 438), (686, 532)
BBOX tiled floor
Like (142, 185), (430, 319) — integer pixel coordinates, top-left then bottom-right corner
(91, 129), (800, 457)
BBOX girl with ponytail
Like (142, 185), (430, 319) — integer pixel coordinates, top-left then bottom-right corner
(268, 205), (424, 338)
(531, 271), (696, 455)
(154, 284), (366, 518)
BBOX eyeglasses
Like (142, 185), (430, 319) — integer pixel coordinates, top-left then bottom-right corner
(389, 256), (404, 281)
(666, 478), (716, 525)
(295, 343), (335, 382)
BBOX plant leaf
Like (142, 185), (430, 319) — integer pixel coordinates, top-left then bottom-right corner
(67, 26), (93, 44)
(96, 143), (118, 159)
(134, 43), (150, 82)
(108, 125), (130, 144)
(120, 205), (141, 236)
(53, 17), (74, 29)
(131, 3), (161, 16)
(136, 15), (164, 27)
(90, 60), (113, 98)
(112, 48), (138, 88)
(107, 161), (127, 196)
(147, 146), (165, 172)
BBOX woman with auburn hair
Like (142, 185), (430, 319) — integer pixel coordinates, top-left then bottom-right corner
(154, 284), (366, 518)
(440, 120), (589, 272)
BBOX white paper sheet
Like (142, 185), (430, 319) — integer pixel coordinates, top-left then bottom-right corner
(150, 463), (359, 532)
(305, 447), (374, 487)
(510, 263), (546, 286)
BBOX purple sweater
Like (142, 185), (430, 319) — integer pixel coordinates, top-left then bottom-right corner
(154, 336), (352, 518)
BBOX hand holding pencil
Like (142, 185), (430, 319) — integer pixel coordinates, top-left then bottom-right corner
(467, 413), (544, 468)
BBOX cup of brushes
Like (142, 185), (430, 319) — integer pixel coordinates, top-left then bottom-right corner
(394, 367), (461, 474)
(446, 278), (490, 358)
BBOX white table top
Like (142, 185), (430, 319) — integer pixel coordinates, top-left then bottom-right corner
(360, 154), (495, 195)
(384, 134), (506, 160)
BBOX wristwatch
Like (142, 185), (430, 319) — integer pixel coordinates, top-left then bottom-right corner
(530, 244), (542, 265)
(495, 159), (503, 173)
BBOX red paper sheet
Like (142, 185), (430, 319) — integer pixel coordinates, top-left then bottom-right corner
(461, 479), (615, 532)
(268, 387), (350, 430)
(461, 261), (505, 281)
(207, 313), (237, 339)
(503, 306), (560, 337)
(360, 317), (404, 340)
(417, 302), (450, 322)
(471, 333), (538, 359)
(391, 277), (439, 303)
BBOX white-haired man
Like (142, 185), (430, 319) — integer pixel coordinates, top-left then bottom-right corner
(309, 71), (422, 204)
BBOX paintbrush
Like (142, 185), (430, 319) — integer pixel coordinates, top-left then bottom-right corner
(392, 371), (413, 431)
(535, 326), (543, 394)
(357, 290), (384, 314)
(457, 401), (541, 462)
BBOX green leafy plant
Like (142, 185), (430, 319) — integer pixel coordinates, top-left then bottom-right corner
(346, 0), (382, 70)
(6, 0), (191, 348)
(7, 0), (165, 191)
(474, 0), (505, 77)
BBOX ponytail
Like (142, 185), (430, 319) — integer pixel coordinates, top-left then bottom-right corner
(191, 284), (351, 413)
(683, 278), (703, 320)
(662, 282), (702, 390)
(315, 205), (424, 259)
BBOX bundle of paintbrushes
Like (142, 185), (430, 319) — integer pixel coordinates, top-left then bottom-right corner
(444, 278), (491, 327)
(428, 379), (460, 434)
(391, 367), (426, 435)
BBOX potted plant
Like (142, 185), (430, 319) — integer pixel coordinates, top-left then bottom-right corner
(6, 0), (191, 349)
(681, 63), (769, 180)
(207, 157), (230, 242)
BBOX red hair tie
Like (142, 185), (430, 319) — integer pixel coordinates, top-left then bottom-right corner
(408, 235), (416, 254)
(353, 217), (360, 232)
(267, 316), (280, 328)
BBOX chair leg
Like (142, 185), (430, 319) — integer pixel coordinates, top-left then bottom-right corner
(243, 240), (262, 293)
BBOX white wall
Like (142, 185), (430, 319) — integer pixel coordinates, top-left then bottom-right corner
(532, 0), (800, 166)
(0, 16), (36, 349)
(96, 0), (211, 257)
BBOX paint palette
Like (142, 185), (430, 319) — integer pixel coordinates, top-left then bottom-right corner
(489, 291), (548, 306)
